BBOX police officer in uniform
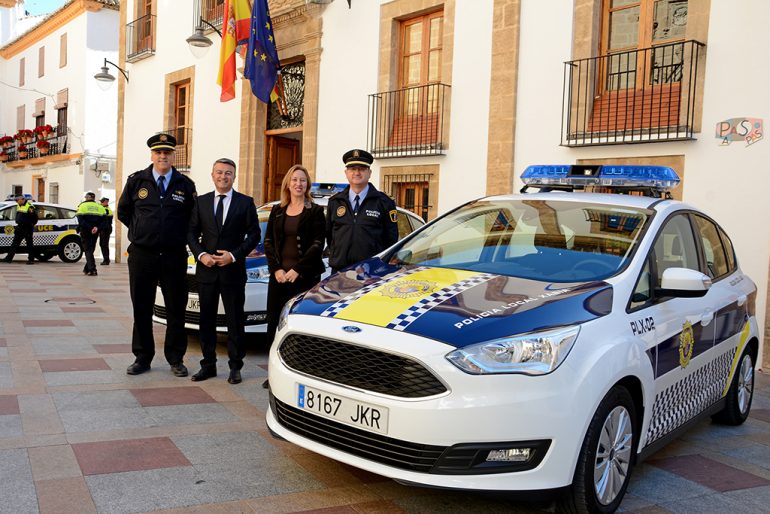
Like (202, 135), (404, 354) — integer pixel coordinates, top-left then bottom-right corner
(2, 195), (37, 264)
(75, 191), (106, 276)
(117, 133), (197, 377)
(99, 197), (113, 265)
(326, 149), (398, 273)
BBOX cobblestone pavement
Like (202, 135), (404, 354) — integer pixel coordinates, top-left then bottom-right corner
(0, 260), (769, 513)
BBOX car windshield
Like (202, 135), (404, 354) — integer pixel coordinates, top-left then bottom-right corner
(388, 199), (652, 282)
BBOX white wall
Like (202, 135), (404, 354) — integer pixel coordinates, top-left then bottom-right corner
(315, 0), (493, 215)
(514, 0), (770, 362)
(120, 0), (242, 191)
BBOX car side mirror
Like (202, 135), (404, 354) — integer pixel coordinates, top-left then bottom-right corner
(656, 267), (712, 298)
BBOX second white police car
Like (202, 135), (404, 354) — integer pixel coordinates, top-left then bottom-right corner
(0, 199), (83, 262)
(266, 165), (759, 513)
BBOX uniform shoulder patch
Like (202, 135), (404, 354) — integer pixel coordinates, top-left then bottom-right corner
(389, 209), (398, 223)
(336, 205), (346, 217)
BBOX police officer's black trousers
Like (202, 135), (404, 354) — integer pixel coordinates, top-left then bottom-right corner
(127, 244), (188, 366)
(99, 228), (111, 263)
(4, 227), (34, 262)
(197, 278), (246, 371)
(81, 232), (98, 273)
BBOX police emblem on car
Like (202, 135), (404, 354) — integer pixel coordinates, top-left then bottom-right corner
(266, 164), (760, 512)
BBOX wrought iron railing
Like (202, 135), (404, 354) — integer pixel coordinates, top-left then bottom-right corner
(194, 0), (224, 31)
(561, 40), (705, 146)
(126, 14), (156, 63)
(0, 131), (68, 163)
(368, 83), (450, 158)
(382, 173), (433, 221)
(160, 128), (192, 171)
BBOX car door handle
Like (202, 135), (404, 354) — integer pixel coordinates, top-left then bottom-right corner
(700, 310), (714, 326)
(737, 295), (747, 307)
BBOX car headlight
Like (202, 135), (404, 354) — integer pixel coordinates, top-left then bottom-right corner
(246, 265), (270, 283)
(446, 325), (580, 375)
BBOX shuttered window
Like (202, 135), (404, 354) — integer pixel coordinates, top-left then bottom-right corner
(60, 33), (67, 68)
(19, 58), (25, 86)
(17, 105), (25, 130)
(38, 46), (45, 77)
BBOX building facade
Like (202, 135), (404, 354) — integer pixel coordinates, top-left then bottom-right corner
(114, 0), (767, 365)
(0, 0), (119, 209)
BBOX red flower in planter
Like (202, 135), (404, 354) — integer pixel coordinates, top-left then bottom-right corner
(15, 129), (33, 141)
(0, 136), (13, 146)
(36, 140), (51, 150)
(33, 124), (53, 135)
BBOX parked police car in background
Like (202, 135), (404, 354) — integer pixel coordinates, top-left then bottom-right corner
(266, 165), (759, 513)
(152, 184), (425, 334)
(0, 200), (83, 262)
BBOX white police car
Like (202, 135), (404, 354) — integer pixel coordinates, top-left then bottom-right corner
(0, 200), (83, 262)
(152, 185), (425, 334)
(266, 165), (759, 513)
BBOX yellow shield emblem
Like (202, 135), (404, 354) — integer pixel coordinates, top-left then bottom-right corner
(138, 188), (149, 199)
(389, 209), (398, 223)
(381, 280), (437, 299)
(336, 205), (346, 217)
(679, 320), (694, 368)
(4, 225), (13, 234)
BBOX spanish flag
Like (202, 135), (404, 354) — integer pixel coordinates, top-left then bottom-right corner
(217, 0), (252, 102)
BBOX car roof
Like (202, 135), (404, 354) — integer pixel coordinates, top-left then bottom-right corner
(484, 192), (691, 212)
(0, 201), (73, 210)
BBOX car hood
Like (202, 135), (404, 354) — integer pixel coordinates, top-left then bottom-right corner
(291, 257), (613, 348)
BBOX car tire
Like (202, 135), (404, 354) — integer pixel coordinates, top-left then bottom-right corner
(560, 385), (637, 514)
(57, 236), (83, 263)
(35, 251), (55, 262)
(712, 349), (754, 426)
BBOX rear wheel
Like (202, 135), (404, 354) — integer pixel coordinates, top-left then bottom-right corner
(58, 237), (83, 263)
(560, 386), (636, 513)
(712, 350), (754, 425)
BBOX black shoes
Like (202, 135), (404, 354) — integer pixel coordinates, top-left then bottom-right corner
(101, 261), (110, 265)
(26, 260), (34, 265)
(170, 363), (189, 377)
(126, 362), (150, 375)
(262, 379), (269, 389)
(228, 370), (242, 384)
(191, 368), (217, 382)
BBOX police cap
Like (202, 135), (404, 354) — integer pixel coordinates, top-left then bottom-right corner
(100, 197), (109, 202)
(342, 148), (373, 168)
(147, 133), (177, 151)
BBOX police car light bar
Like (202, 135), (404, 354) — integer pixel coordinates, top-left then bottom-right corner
(520, 164), (680, 197)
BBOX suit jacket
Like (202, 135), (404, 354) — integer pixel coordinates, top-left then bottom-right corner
(187, 190), (260, 284)
(264, 202), (326, 279)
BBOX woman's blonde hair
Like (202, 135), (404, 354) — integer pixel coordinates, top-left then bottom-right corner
(279, 164), (313, 207)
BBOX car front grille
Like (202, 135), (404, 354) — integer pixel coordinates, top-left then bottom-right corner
(153, 305), (226, 327)
(278, 334), (447, 398)
(271, 394), (447, 472)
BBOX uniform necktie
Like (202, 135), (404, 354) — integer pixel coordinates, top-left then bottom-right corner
(157, 175), (166, 197)
(215, 194), (225, 229)
(353, 194), (360, 215)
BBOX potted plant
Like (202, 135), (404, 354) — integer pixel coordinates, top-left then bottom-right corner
(17, 144), (28, 158)
(15, 129), (34, 144)
(36, 140), (51, 155)
(34, 124), (53, 140)
(0, 135), (13, 149)
(0, 151), (8, 162)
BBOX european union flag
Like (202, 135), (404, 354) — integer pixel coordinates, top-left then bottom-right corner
(243, 0), (279, 103)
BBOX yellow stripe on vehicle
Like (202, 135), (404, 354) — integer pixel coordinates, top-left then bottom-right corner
(53, 229), (77, 244)
(334, 268), (481, 327)
(722, 321), (751, 397)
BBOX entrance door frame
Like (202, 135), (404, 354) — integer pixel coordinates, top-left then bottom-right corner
(263, 128), (302, 204)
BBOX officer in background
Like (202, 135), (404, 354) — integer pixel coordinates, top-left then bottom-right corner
(326, 148), (398, 273)
(99, 197), (113, 265)
(117, 133), (196, 377)
(75, 191), (106, 276)
(2, 195), (38, 264)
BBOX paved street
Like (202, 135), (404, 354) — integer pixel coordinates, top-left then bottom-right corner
(0, 260), (769, 513)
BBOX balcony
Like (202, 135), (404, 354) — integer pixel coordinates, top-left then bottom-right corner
(561, 40), (705, 146)
(194, 0), (224, 31)
(1, 130), (69, 166)
(126, 14), (156, 63)
(161, 128), (192, 172)
(367, 83), (450, 158)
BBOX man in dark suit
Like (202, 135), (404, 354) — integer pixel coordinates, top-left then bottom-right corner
(187, 158), (260, 384)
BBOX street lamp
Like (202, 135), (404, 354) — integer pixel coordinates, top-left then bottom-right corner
(186, 18), (222, 58)
(93, 58), (129, 90)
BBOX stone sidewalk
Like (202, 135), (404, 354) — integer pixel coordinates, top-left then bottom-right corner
(0, 260), (769, 513)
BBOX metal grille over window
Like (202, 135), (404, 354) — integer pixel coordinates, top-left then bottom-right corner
(278, 334), (447, 398)
(126, 14), (156, 62)
(267, 62), (305, 130)
(383, 173), (432, 222)
(159, 129), (192, 171)
(193, 0), (224, 31)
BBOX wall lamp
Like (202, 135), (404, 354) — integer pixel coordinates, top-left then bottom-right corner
(186, 18), (223, 59)
(94, 58), (129, 91)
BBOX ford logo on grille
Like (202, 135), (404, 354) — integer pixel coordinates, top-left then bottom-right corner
(342, 326), (361, 333)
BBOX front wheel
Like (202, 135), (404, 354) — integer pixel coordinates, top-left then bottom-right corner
(712, 350), (754, 425)
(58, 237), (83, 263)
(560, 386), (637, 514)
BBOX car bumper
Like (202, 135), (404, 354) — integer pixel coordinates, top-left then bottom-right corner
(266, 315), (587, 491)
(152, 282), (268, 333)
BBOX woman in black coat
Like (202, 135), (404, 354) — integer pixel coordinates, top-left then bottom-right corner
(263, 165), (325, 385)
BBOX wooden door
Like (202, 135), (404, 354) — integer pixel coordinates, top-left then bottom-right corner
(264, 136), (300, 203)
(36, 178), (45, 202)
